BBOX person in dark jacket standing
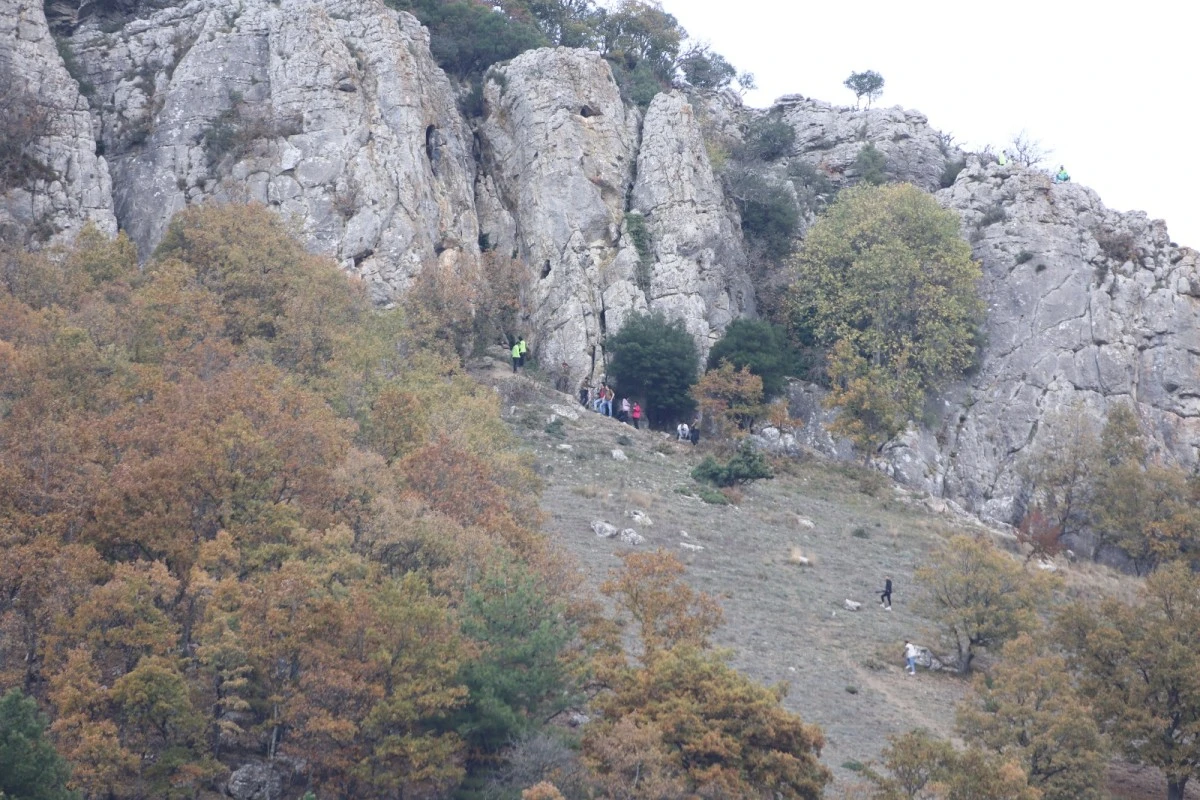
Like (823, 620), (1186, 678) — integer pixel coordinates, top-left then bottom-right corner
(880, 576), (892, 610)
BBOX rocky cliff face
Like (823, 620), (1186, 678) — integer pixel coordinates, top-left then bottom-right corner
(67, 0), (477, 298)
(0, 0), (115, 245)
(8, 5), (753, 389)
(775, 94), (955, 192)
(786, 158), (1200, 524)
(477, 49), (752, 384)
(9, 0), (1200, 526)
(921, 159), (1200, 522)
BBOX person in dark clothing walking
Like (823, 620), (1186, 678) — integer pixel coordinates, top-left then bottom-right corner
(880, 576), (892, 610)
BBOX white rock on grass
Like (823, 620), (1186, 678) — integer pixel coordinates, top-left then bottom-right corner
(680, 542), (704, 552)
(611, 449), (628, 461)
(617, 529), (644, 545)
(843, 599), (862, 611)
(626, 509), (653, 526)
(591, 520), (617, 538)
(549, 404), (580, 421)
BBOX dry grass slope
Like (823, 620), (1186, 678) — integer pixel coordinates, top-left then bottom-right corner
(477, 356), (1197, 799)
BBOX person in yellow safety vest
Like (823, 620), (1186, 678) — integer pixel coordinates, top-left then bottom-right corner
(511, 341), (521, 372)
(518, 337), (528, 366)
(1053, 165), (1070, 184)
(997, 150), (1008, 166)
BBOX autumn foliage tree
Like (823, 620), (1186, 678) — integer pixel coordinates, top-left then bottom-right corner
(1057, 562), (1200, 800)
(583, 550), (831, 799)
(914, 535), (1057, 673)
(0, 204), (573, 799)
(866, 728), (1041, 800)
(957, 634), (1108, 800)
(788, 183), (983, 456)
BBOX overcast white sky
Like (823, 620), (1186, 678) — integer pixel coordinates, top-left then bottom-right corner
(659, 0), (1200, 248)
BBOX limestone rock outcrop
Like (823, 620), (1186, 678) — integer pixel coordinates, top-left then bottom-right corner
(776, 94), (955, 192)
(477, 47), (641, 383)
(478, 53), (750, 386)
(0, 0), (115, 244)
(69, 0), (477, 293)
(630, 91), (754, 351)
(869, 160), (1198, 522)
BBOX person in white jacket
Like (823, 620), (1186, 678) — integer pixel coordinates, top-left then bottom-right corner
(904, 641), (920, 675)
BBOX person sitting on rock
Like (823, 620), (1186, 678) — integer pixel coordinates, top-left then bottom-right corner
(1053, 165), (1070, 183)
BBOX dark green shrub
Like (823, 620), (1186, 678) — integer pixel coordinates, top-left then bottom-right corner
(787, 160), (837, 214)
(741, 117), (796, 161)
(453, 561), (576, 754)
(978, 205), (1007, 227)
(606, 311), (698, 428)
(725, 169), (799, 260)
(691, 442), (774, 487)
(1095, 229), (1139, 264)
(939, 158), (966, 188)
(544, 417), (565, 438)
(678, 43), (736, 90)
(387, 0), (548, 77)
(624, 211), (653, 293)
(610, 59), (663, 108)
(706, 318), (794, 399)
(854, 142), (886, 185)
(0, 689), (78, 800)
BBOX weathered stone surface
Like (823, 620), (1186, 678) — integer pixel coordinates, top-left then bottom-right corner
(591, 520), (617, 538)
(775, 94), (956, 192)
(69, 0), (477, 295)
(920, 160), (1200, 522)
(616, 528), (644, 545)
(630, 91), (754, 355)
(477, 47), (641, 388)
(0, 0), (115, 244)
(226, 761), (282, 800)
(789, 159), (1200, 525)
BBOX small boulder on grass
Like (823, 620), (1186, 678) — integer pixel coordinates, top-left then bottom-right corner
(843, 599), (862, 611)
(592, 520), (618, 538)
(788, 546), (813, 566)
(617, 529), (644, 545)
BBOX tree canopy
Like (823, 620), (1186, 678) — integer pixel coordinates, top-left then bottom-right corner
(844, 69), (885, 109)
(706, 318), (793, 400)
(605, 311), (698, 427)
(914, 535), (1056, 673)
(788, 183), (983, 453)
(1058, 561), (1200, 800)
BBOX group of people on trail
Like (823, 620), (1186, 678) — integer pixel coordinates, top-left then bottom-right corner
(676, 421), (699, 445)
(875, 577), (923, 675)
(510, 337), (528, 372)
(580, 383), (641, 428)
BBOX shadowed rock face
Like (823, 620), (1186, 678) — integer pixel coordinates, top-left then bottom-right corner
(0, 0), (115, 245)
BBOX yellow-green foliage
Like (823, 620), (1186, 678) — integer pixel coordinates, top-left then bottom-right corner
(788, 183), (983, 453)
(915, 535), (1058, 673)
(957, 634), (1108, 800)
